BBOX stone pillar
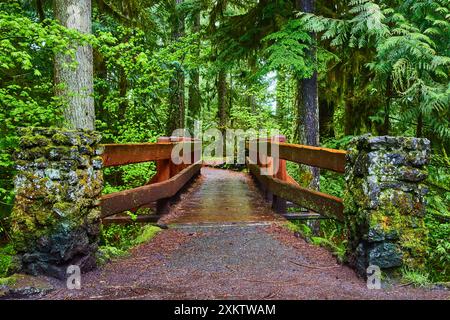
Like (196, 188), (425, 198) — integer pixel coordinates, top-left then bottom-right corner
(10, 127), (104, 279)
(344, 135), (430, 277)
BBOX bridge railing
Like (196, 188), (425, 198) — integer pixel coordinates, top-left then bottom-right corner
(246, 136), (346, 221)
(100, 136), (202, 222)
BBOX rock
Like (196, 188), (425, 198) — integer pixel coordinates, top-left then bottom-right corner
(368, 242), (403, 269)
(345, 135), (429, 277)
(11, 127), (103, 279)
(91, 157), (103, 170)
(399, 167), (427, 182)
(0, 274), (54, 298)
(44, 168), (61, 180)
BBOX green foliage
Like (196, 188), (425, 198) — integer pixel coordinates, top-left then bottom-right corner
(0, 1), (85, 230)
(284, 221), (313, 239)
(96, 246), (126, 266)
(401, 268), (431, 287)
(424, 153), (450, 281)
(98, 223), (162, 265)
(301, 0), (450, 143)
(262, 19), (314, 77)
(102, 162), (156, 195)
(0, 244), (16, 278)
(285, 219), (348, 263)
(100, 223), (142, 249)
(133, 225), (162, 245)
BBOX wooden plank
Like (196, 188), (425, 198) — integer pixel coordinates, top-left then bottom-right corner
(248, 162), (344, 221)
(102, 143), (174, 167)
(246, 141), (346, 173)
(102, 141), (202, 167)
(276, 142), (346, 173)
(100, 161), (202, 217)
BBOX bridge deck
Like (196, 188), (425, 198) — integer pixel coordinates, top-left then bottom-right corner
(164, 167), (281, 225)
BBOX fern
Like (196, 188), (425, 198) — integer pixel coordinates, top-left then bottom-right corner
(300, 0), (450, 142)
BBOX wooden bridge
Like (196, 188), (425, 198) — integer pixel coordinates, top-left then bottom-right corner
(10, 128), (444, 299)
(99, 135), (346, 224)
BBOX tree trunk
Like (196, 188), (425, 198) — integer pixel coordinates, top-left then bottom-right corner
(187, 10), (201, 131)
(36, 0), (46, 22)
(416, 112), (423, 138)
(296, 0), (319, 190)
(217, 68), (227, 130)
(167, 0), (185, 135)
(54, 0), (95, 130)
(248, 55), (257, 113)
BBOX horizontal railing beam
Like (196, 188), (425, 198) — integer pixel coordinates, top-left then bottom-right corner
(277, 143), (346, 173)
(102, 143), (174, 167)
(248, 161), (344, 221)
(102, 141), (202, 167)
(100, 161), (202, 217)
(246, 141), (346, 173)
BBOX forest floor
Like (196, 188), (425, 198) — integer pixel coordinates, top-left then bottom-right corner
(38, 168), (449, 300)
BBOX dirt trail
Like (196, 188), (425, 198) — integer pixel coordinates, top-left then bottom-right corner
(43, 168), (449, 300)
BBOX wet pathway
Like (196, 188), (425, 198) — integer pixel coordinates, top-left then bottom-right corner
(162, 167), (281, 225)
(41, 168), (449, 300)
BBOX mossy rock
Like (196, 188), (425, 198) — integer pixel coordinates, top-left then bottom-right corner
(20, 135), (51, 148)
(51, 132), (81, 146)
(0, 274), (54, 298)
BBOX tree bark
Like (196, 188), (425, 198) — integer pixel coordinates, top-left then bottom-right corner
(54, 0), (95, 130)
(381, 77), (392, 135)
(296, 0), (319, 190)
(416, 112), (423, 138)
(166, 0), (185, 135)
(248, 55), (257, 113)
(36, 0), (46, 22)
(217, 68), (227, 130)
(187, 10), (201, 131)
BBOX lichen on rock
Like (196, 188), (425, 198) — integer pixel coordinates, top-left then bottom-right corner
(344, 134), (430, 278)
(10, 127), (104, 280)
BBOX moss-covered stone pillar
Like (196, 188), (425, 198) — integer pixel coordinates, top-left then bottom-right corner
(344, 135), (430, 277)
(10, 127), (104, 279)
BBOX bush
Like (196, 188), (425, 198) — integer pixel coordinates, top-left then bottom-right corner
(0, 244), (16, 278)
(97, 223), (162, 265)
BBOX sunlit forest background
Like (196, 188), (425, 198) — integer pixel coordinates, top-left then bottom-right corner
(0, 0), (449, 282)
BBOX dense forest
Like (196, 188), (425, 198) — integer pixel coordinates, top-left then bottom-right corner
(0, 0), (449, 283)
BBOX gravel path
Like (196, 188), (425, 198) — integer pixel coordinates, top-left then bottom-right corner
(42, 168), (449, 300)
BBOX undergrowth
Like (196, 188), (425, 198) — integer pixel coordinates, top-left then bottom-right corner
(97, 224), (161, 266)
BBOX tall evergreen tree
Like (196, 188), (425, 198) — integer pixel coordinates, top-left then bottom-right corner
(54, 0), (95, 130)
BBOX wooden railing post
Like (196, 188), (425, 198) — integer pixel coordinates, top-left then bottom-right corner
(271, 135), (287, 214)
(155, 137), (171, 182)
(156, 136), (172, 214)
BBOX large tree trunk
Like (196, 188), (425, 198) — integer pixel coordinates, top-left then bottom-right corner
(187, 10), (201, 131)
(296, 0), (319, 190)
(166, 0), (185, 135)
(54, 0), (95, 130)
